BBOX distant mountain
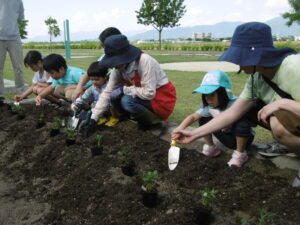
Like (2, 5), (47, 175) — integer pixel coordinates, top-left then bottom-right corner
(25, 17), (300, 42)
(24, 29), (149, 43)
(129, 17), (300, 40)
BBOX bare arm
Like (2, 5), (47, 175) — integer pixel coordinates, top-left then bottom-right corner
(71, 73), (90, 102)
(176, 98), (253, 144)
(171, 113), (201, 140)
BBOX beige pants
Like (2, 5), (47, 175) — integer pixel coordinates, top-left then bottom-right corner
(54, 85), (75, 101)
(273, 110), (300, 137)
(0, 39), (24, 94)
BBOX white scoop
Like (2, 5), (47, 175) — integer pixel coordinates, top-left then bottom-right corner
(168, 140), (180, 171)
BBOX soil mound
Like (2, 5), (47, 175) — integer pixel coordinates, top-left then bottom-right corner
(0, 103), (299, 225)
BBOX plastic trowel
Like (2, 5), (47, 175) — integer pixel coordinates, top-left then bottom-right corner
(68, 111), (80, 130)
(168, 140), (180, 170)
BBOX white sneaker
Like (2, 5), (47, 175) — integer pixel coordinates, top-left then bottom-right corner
(201, 144), (222, 157)
(292, 171), (300, 187)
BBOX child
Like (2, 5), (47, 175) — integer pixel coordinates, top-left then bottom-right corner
(71, 61), (119, 126)
(36, 54), (91, 104)
(172, 70), (254, 167)
(15, 50), (58, 103)
(90, 34), (176, 132)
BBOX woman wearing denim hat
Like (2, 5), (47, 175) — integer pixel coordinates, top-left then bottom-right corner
(90, 34), (176, 130)
(174, 22), (300, 186)
(172, 70), (254, 167)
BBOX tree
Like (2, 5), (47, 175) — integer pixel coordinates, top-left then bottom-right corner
(136, 0), (186, 50)
(18, 20), (28, 39)
(44, 17), (60, 50)
(282, 0), (300, 26)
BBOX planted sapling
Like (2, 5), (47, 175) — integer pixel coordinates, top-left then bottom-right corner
(240, 208), (276, 225)
(200, 188), (218, 207)
(117, 150), (135, 176)
(13, 105), (26, 119)
(90, 134), (103, 156)
(36, 112), (46, 129)
(139, 170), (159, 207)
(192, 188), (217, 224)
(65, 126), (78, 145)
(50, 117), (62, 136)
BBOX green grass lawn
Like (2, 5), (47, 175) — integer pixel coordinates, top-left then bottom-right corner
(2, 49), (272, 143)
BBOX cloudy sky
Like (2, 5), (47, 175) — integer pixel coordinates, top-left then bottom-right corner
(22, 0), (291, 38)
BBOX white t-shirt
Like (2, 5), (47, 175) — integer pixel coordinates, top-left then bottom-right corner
(32, 71), (53, 84)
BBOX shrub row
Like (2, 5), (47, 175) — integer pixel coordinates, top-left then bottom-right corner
(22, 41), (300, 52)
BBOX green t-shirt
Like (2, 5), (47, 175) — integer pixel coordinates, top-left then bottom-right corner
(239, 54), (300, 103)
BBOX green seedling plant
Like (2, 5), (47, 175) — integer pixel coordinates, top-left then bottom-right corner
(65, 126), (78, 140)
(240, 208), (276, 225)
(117, 149), (129, 165)
(12, 104), (25, 115)
(95, 134), (103, 148)
(139, 170), (158, 192)
(200, 188), (218, 207)
(38, 112), (45, 122)
(51, 117), (62, 130)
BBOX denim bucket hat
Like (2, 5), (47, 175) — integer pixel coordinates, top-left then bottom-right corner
(218, 22), (297, 67)
(193, 70), (231, 94)
(100, 34), (141, 68)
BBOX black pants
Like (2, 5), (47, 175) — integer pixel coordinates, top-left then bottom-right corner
(199, 117), (254, 149)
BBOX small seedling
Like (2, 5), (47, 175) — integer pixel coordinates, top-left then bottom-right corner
(38, 112), (45, 122)
(117, 150), (129, 165)
(95, 134), (103, 147)
(241, 208), (276, 225)
(139, 170), (158, 192)
(51, 117), (62, 130)
(200, 188), (218, 207)
(12, 105), (25, 115)
(66, 126), (78, 140)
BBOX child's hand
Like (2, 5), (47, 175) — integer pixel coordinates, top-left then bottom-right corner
(35, 95), (42, 104)
(14, 95), (22, 102)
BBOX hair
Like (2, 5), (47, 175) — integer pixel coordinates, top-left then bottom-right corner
(201, 87), (230, 110)
(87, 62), (108, 77)
(24, 50), (42, 67)
(99, 27), (121, 43)
(43, 54), (67, 72)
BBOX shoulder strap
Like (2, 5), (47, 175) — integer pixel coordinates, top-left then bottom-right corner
(261, 74), (293, 100)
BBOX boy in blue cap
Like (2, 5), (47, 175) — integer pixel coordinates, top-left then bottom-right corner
(174, 22), (300, 186)
(172, 70), (254, 167)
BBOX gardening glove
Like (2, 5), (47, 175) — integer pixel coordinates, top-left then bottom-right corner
(71, 103), (79, 112)
(111, 87), (124, 101)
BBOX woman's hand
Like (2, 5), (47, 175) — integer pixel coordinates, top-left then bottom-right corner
(258, 101), (281, 124)
(176, 129), (197, 144)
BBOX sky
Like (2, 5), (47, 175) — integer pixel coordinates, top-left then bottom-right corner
(22, 0), (292, 38)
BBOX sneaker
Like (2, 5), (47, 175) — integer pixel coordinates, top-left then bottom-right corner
(202, 144), (222, 157)
(227, 150), (248, 167)
(292, 171), (300, 187)
(257, 142), (297, 157)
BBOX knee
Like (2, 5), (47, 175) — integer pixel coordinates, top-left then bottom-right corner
(232, 119), (253, 137)
(120, 95), (135, 113)
(270, 116), (288, 140)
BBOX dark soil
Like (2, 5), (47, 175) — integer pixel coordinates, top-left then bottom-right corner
(0, 103), (299, 225)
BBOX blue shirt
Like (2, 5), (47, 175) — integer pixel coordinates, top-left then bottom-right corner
(52, 66), (92, 88)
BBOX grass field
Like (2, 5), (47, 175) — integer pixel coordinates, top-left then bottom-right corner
(2, 48), (273, 143)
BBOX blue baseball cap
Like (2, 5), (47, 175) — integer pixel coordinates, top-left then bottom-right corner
(193, 70), (231, 94)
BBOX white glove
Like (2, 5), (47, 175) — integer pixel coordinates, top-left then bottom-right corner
(71, 104), (78, 112)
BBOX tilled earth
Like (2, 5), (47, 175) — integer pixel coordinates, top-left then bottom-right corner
(0, 103), (299, 225)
